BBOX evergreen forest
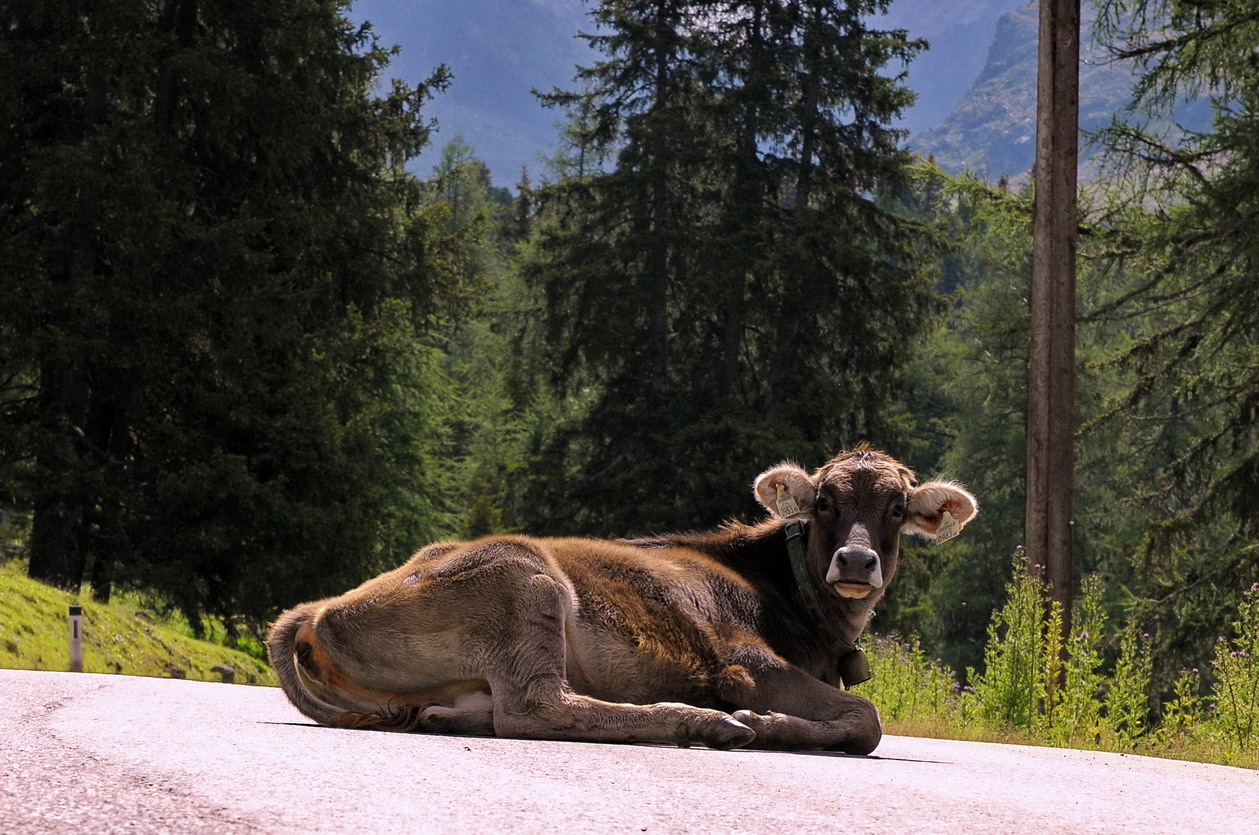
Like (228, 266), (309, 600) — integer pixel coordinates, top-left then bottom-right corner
(2, 0), (1257, 732)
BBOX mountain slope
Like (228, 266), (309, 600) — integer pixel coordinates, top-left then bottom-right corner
(908, 1), (1206, 181)
(881, 0), (1029, 137)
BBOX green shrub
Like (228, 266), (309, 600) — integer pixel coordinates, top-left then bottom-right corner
(965, 551), (1046, 728)
(862, 554), (1250, 765)
(1040, 575), (1105, 746)
(1209, 583), (1259, 754)
(1159, 667), (1203, 738)
(864, 634), (957, 723)
(1104, 627), (1152, 746)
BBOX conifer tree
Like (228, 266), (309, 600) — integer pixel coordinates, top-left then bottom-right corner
(521, 0), (936, 535)
(0, 0), (464, 630)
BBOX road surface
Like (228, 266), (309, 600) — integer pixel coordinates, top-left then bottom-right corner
(1, 669), (1255, 833)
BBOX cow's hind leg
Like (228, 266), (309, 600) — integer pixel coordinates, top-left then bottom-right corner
(486, 568), (753, 750)
(420, 692), (495, 736)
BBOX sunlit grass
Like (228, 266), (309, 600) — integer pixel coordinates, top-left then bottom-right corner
(0, 557), (276, 685)
(863, 564), (1259, 770)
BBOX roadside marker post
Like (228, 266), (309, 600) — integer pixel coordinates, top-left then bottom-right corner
(69, 604), (83, 672)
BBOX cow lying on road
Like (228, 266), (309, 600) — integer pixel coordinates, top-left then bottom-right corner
(268, 448), (977, 753)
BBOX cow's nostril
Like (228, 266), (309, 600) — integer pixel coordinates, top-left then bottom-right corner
(834, 546), (879, 572)
(828, 546), (883, 588)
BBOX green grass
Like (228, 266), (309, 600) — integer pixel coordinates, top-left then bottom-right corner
(0, 558), (276, 686)
(862, 564), (1259, 770)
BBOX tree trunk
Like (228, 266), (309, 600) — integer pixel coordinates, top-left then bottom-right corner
(644, 0), (674, 395)
(767, 2), (824, 418)
(28, 16), (109, 591)
(89, 551), (114, 603)
(719, 2), (767, 405)
(29, 356), (90, 591)
(1026, 0), (1080, 640)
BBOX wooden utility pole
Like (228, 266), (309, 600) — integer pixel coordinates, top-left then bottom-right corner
(1027, 0), (1080, 632)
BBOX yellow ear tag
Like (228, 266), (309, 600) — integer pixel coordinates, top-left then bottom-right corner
(775, 483), (801, 517)
(936, 510), (961, 542)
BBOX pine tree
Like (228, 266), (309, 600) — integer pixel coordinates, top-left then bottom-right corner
(0, 0), (464, 630)
(519, 0), (936, 535)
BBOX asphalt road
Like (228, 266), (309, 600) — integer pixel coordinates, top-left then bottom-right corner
(2, 669), (1255, 833)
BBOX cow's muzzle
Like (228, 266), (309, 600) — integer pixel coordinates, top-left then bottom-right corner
(826, 545), (883, 598)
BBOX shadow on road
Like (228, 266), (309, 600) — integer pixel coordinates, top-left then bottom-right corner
(256, 720), (952, 763)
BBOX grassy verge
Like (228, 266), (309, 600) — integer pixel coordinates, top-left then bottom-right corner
(863, 561), (1259, 770)
(0, 559), (276, 686)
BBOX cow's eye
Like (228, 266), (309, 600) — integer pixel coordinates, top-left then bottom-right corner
(815, 496), (831, 513)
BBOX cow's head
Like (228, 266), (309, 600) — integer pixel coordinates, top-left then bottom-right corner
(753, 449), (977, 605)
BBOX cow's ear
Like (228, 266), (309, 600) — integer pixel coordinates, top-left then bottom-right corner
(753, 464), (815, 518)
(904, 480), (978, 540)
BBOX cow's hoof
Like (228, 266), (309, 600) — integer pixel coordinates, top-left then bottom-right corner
(731, 709), (770, 732)
(419, 706), (457, 733)
(731, 709), (787, 747)
(705, 716), (755, 750)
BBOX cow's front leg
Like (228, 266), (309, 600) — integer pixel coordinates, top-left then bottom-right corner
(729, 705), (881, 754)
(715, 648), (882, 754)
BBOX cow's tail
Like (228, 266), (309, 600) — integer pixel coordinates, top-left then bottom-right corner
(266, 604), (424, 732)
(267, 604), (359, 728)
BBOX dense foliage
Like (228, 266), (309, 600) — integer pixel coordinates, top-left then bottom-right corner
(0, 0), (468, 631)
(1085, 0), (1259, 668)
(866, 569), (1258, 768)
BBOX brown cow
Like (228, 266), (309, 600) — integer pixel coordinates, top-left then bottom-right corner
(267, 448), (976, 753)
